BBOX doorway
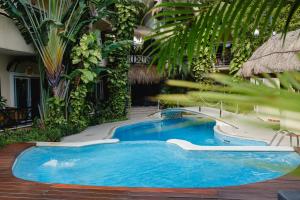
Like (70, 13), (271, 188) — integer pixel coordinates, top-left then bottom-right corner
(131, 83), (161, 106)
(14, 76), (40, 118)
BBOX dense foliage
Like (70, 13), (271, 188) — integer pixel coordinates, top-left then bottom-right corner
(0, 124), (81, 148)
(191, 47), (216, 82)
(44, 97), (67, 128)
(229, 4), (300, 75)
(0, 0), (93, 96)
(229, 39), (252, 75)
(103, 0), (143, 120)
(68, 32), (102, 129)
(147, 0), (300, 73)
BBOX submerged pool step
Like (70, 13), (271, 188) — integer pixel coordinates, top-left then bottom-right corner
(167, 139), (295, 152)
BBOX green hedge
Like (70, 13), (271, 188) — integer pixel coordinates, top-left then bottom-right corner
(0, 125), (81, 148)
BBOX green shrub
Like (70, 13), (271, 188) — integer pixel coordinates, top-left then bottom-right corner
(0, 124), (81, 148)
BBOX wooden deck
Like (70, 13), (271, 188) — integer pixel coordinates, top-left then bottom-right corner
(0, 143), (300, 200)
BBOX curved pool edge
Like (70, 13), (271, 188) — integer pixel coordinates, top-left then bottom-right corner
(167, 139), (295, 152)
(107, 117), (164, 139)
(4, 143), (300, 200)
(110, 117), (270, 147)
(36, 139), (119, 147)
(214, 121), (269, 145)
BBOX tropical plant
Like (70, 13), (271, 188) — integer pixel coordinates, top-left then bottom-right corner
(69, 85), (90, 128)
(229, 39), (252, 74)
(158, 72), (300, 125)
(0, 96), (6, 110)
(44, 97), (67, 128)
(71, 32), (102, 83)
(0, 0), (94, 96)
(146, 0), (300, 73)
(0, 124), (81, 148)
(191, 46), (216, 82)
(103, 0), (145, 120)
(68, 32), (103, 128)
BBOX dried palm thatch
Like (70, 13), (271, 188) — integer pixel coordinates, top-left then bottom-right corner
(129, 64), (163, 84)
(239, 29), (300, 77)
(134, 26), (153, 38)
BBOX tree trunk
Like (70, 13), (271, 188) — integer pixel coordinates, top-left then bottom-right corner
(52, 86), (59, 97)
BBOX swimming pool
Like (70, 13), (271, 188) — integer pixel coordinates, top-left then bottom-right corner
(113, 118), (266, 146)
(13, 142), (300, 188)
(13, 117), (300, 188)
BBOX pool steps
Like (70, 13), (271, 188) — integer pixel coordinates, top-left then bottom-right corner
(214, 123), (269, 146)
(167, 139), (295, 152)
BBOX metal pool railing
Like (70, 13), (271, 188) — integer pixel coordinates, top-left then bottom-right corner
(269, 130), (300, 147)
(0, 107), (34, 130)
(149, 107), (239, 130)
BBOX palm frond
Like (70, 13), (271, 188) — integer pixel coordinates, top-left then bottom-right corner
(158, 72), (300, 123)
(146, 0), (299, 72)
(1, 0), (94, 95)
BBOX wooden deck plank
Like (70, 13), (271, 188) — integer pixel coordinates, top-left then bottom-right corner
(0, 143), (299, 200)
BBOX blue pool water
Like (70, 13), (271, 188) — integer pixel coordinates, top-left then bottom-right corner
(13, 117), (300, 188)
(113, 118), (266, 146)
(13, 142), (300, 188)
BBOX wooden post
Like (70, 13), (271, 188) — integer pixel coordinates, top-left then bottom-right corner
(220, 101), (223, 118)
(157, 100), (160, 111)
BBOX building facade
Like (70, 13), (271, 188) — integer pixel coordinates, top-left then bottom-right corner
(0, 10), (37, 108)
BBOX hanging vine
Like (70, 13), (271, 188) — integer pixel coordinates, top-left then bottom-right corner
(229, 39), (253, 75)
(103, 0), (143, 120)
(69, 32), (102, 129)
(191, 47), (217, 83)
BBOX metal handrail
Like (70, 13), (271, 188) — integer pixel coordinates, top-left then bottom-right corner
(269, 130), (300, 147)
(148, 107), (239, 130)
(215, 52), (232, 66)
(269, 130), (288, 146)
(0, 107), (34, 130)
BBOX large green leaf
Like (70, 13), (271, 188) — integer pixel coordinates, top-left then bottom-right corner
(146, 0), (298, 72)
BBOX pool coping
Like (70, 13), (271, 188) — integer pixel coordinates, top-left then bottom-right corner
(1, 143), (300, 200)
(37, 139), (119, 147)
(167, 139), (295, 151)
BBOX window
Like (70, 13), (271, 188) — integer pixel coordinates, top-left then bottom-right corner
(95, 80), (104, 101)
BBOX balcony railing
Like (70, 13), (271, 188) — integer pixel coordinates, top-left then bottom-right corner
(129, 55), (151, 65)
(215, 53), (232, 68)
(0, 107), (34, 130)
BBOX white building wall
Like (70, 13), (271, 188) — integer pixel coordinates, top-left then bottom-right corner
(0, 14), (34, 55)
(0, 11), (37, 107)
(0, 54), (13, 106)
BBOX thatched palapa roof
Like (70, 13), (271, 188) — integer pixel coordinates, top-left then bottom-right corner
(239, 29), (300, 77)
(128, 65), (163, 85)
(134, 26), (153, 38)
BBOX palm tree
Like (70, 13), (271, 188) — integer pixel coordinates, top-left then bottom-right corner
(146, 0), (300, 72)
(149, 0), (300, 126)
(0, 0), (93, 96)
